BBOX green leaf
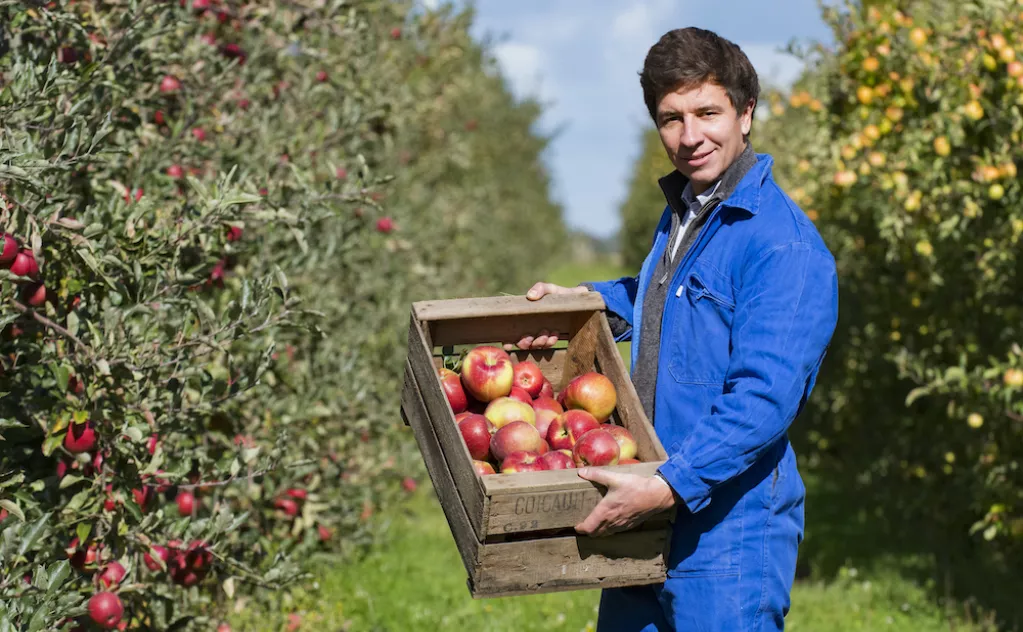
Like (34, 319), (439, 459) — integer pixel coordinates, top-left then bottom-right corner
(0, 500), (24, 522)
(66, 311), (79, 338)
(46, 560), (71, 594)
(124, 426), (144, 443)
(41, 434), (63, 457)
(76, 522), (92, 544)
(58, 475), (85, 490)
(17, 512), (49, 557)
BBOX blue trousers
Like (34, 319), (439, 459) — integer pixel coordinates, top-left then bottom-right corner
(598, 447), (805, 631)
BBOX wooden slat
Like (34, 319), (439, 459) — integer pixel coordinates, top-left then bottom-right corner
(472, 529), (668, 598)
(484, 462), (670, 534)
(593, 313), (667, 462)
(483, 462), (662, 495)
(406, 315), (488, 539)
(510, 348), (566, 389)
(400, 365), (481, 577)
(558, 311), (601, 391)
(426, 312), (593, 349)
(413, 293), (606, 321)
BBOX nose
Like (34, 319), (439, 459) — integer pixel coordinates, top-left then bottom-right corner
(679, 117), (703, 149)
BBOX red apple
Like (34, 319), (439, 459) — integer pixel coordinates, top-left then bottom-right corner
(284, 488), (307, 501)
(562, 372), (617, 421)
(472, 460), (496, 476)
(97, 561), (126, 589)
(64, 421), (96, 454)
(318, 524), (332, 541)
(9, 249), (39, 279)
(376, 217), (394, 233)
(619, 458), (641, 465)
(458, 413), (495, 460)
(88, 592), (123, 630)
(512, 361), (545, 398)
(0, 233), (17, 267)
(159, 75), (181, 94)
(539, 451), (575, 470)
(144, 545), (170, 571)
(537, 439), (549, 455)
(500, 451), (546, 473)
(484, 397), (536, 429)
(147, 434), (158, 455)
(490, 421), (543, 462)
(176, 490), (197, 516)
(572, 429), (620, 467)
(509, 386), (532, 404)
(454, 411), (473, 424)
(547, 410), (599, 451)
(274, 497), (299, 517)
(539, 379), (554, 399)
(402, 476), (418, 492)
(67, 537), (100, 573)
(167, 164), (184, 179)
(531, 397), (563, 440)
(460, 346), (514, 402)
(439, 368), (468, 414)
(21, 282), (47, 307)
(225, 225), (243, 242)
(316, 70), (329, 82)
(602, 424), (638, 461)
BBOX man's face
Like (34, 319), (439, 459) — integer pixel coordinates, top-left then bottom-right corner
(655, 82), (754, 195)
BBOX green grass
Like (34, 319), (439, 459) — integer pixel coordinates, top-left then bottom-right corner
(230, 486), (982, 632)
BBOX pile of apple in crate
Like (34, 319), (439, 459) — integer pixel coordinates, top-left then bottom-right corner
(442, 346), (640, 475)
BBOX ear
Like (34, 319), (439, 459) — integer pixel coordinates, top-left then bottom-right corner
(740, 99), (755, 135)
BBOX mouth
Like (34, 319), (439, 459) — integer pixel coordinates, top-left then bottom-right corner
(683, 149), (714, 167)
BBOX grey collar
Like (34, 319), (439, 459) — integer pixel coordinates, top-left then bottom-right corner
(658, 142), (758, 219)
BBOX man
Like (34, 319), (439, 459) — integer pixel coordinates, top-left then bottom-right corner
(507, 28), (839, 631)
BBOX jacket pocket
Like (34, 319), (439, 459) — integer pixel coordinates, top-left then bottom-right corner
(667, 262), (736, 385)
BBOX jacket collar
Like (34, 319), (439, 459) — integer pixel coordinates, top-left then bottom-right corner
(657, 142), (769, 216)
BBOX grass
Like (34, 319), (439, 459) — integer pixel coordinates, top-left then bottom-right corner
(230, 486), (982, 632)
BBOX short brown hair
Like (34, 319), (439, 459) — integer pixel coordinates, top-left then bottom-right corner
(640, 28), (760, 124)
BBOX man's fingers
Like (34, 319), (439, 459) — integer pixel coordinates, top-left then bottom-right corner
(545, 334), (559, 348)
(577, 467), (622, 488)
(516, 336), (534, 349)
(526, 282), (550, 300)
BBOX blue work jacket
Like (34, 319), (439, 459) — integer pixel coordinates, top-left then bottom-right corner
(587, 153), (839, 573)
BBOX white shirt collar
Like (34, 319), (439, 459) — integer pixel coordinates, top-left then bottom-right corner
(681, 179), (722, 212)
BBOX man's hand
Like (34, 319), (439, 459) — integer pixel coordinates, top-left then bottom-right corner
(503, 281), (590, 351)
(574, 468), (677, 537)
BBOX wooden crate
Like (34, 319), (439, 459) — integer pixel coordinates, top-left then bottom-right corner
(400, 293), (674, 598)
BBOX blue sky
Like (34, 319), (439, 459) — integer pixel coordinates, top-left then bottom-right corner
(443, 1), (835, 239)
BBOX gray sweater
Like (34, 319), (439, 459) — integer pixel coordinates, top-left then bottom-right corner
(586, 143), (757, 422)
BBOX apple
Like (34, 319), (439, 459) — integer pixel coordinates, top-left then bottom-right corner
(64, 421), (96, 454)
(0, 233), (17, 267)
(619, 458), (641, 465)
(402, 476), (418, 492)
(572, 429), (620, 467)
(67, 537), (100, 573)
(484, 396), (536, 429)
(539, 451), (575, 470)
(147, 434), (158, 455)
(225, 225), (243, 242)
(439, 368), (468, 414)
(274, 497), (299, 517)
(170, 540), (212, 586)
(490, 421), (543, 462)
(539, 379), (554, 399)
(144, 545), (170, 571)
(9, 249), (39, 279)
(531, 397), (563, 440)
(316, 70), (329, 82)
(512, 361), (545, 398)
(602, 424), (638, 461)
(177, 490), (197, 516)
(454, 411), (473, 424)
(509, 386), (532, 404)
(458, 413), (495, 460)
(500, 451), (546, 473)
(97, 561), (126, 589)
(21, 282), (47, 307)
(562, 372), (617, 421)
(167, 164), (184, 179)
(473, 460), (496, 476)
(376, 217), (394, 233)
(547, 410), (600, 451)
(159, 74), (181, 94)
(284, 488), (308, 501)
(318, 524), (332, 541)
(460, 346), (514, 402)
(88, 592), (123, 630)
(191, 127), (207, 142)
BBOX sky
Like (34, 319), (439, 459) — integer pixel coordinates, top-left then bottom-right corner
(447, 0), (835, 240)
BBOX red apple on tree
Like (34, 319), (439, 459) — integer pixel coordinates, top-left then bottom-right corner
(0, 233), (17, 267)
(64, 421), (96, 454)
(144, 545), (170, 571)
(176, 490), (197, 517)
(539, 451), (575, 470)
(88, 592), (123, 630)
(483, 396), (535, 429)
(67, 537), (100, 573)
(21, 282), (47, 307)
(9, 249), (39, 279)
(501, 451), (545, 473)
(490, 421), (543, 462)
(274, 497), (299, 517)
(439, 368), (468, 414)
(458, 413), (494, 460)
(473, 460), (496, 476)
(547, 410), (599, 451)
(562, 372), (617, 421)
(460, 346), (514, 402)
(159, 75), (181, 94)
(512, 360), (545, 398)
(572, 428), (620, 467)
(97, 561), (126, 589)
(602, 423), (638, 460)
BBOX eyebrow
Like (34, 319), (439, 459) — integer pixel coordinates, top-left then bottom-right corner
(658, 105), (721, 119)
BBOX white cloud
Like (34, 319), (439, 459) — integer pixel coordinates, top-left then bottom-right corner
(492, 42), (556, 103)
